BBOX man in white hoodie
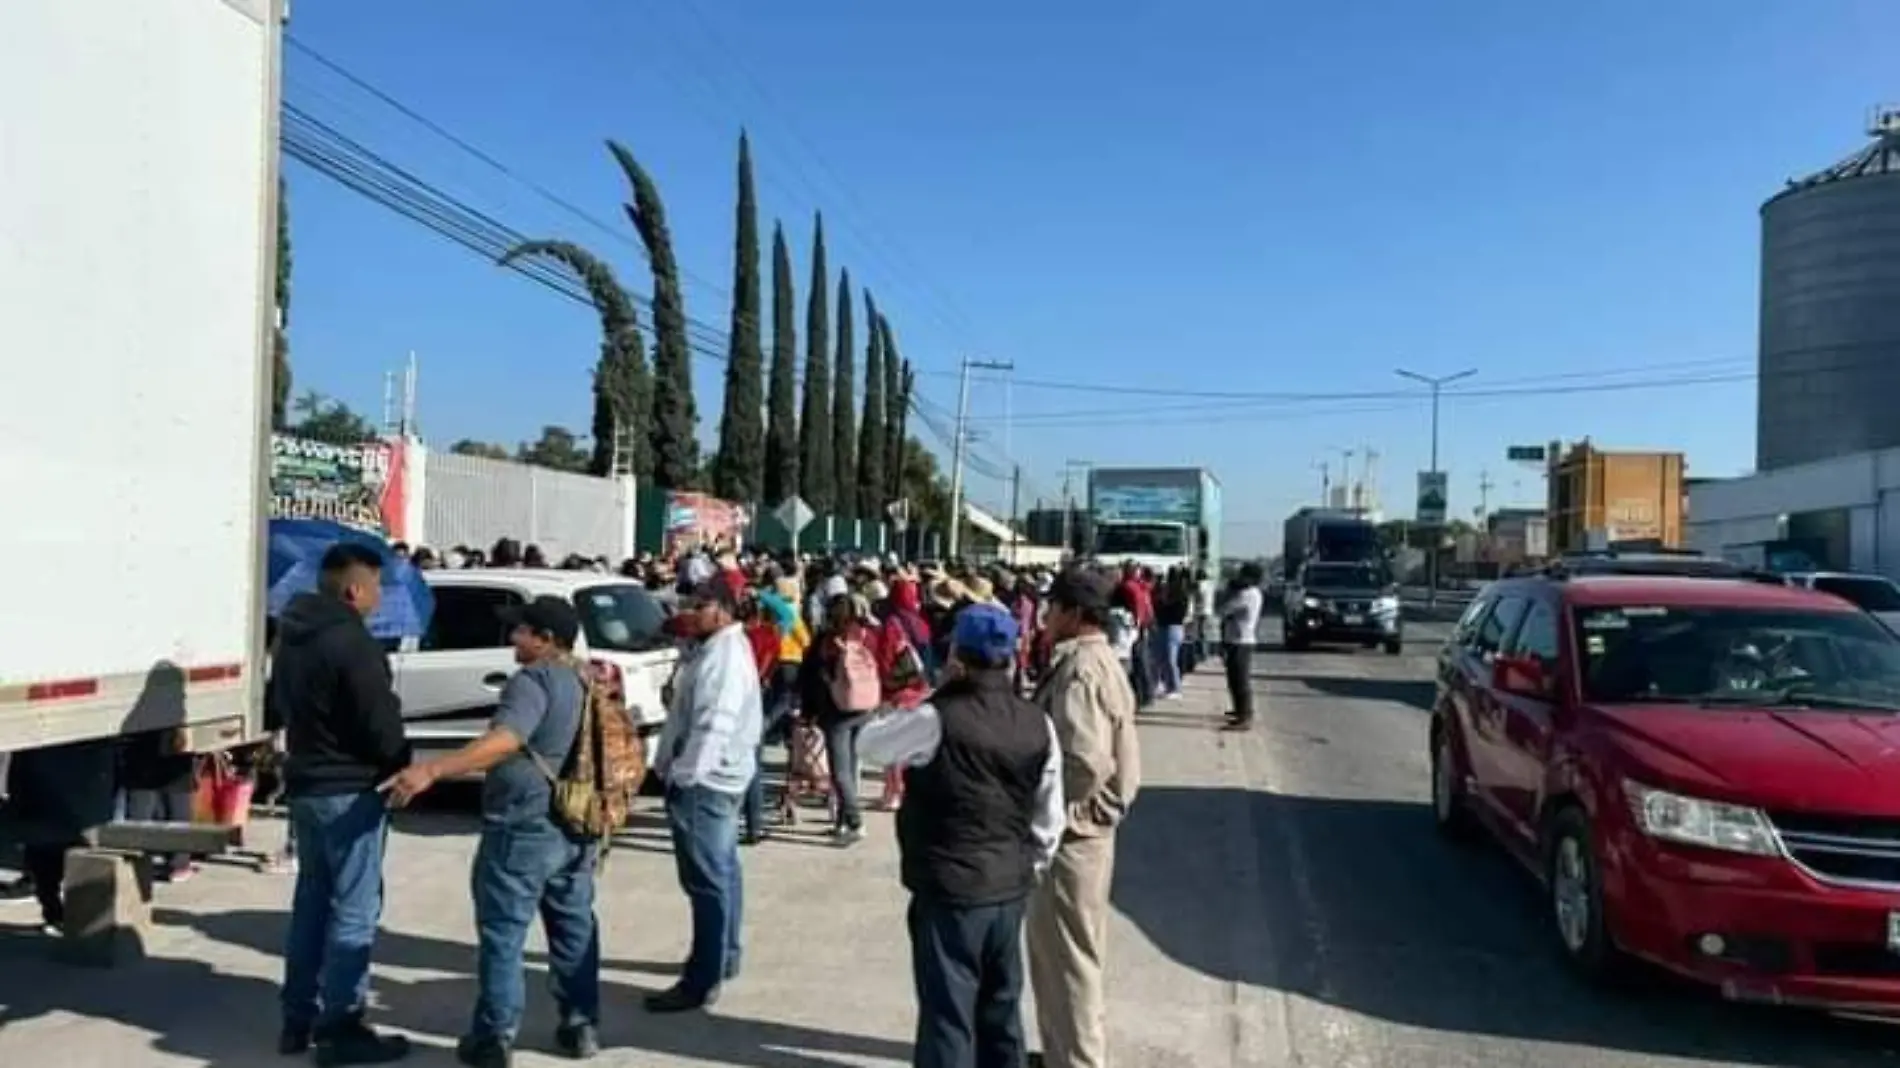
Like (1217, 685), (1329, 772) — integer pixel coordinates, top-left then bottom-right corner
(649, 579), (763, 1013)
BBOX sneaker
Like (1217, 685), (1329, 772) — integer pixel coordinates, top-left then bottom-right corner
(164, 863), (197, 884)
(553, 1022), (600, 1060)
(262, 853), (298, 876)
(314, 1017), (410, 1066)
(279, 1024), (313, 1057)
(454, 1034), (511, 1068)
(832, 825), (864, 847)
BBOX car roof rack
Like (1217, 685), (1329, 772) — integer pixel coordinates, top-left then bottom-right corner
(1535, 550), (1788, 585)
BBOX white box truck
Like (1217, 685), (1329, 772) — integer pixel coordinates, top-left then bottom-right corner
(0, 0), (283, 756)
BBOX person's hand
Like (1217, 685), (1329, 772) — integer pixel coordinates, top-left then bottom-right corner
(378, 762), (439, 808)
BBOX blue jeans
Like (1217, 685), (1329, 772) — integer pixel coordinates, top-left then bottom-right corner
(823, 713), (873, 830)
(282, 791), (389, 1030)
(665, 784), (743, 995)
(1157, 624), (1186, 694)
(469, 818), (601, 1042)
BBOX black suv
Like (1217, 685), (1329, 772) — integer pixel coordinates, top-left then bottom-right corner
(1283, 559), (1403, 653)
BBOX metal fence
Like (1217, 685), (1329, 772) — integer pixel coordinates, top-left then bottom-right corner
(420, 448), (634, 562)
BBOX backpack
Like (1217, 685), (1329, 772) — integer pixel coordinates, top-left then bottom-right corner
(526, 658), (647, 844)
(829, 635), (883, 713)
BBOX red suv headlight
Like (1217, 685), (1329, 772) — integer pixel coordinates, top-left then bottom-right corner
(1623, 781), (1781, 857)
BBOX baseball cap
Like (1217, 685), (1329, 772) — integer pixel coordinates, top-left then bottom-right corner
(953, 603), (1019, 663)
(1047, 568), (1114, 613)
(500, 595), (581, 648)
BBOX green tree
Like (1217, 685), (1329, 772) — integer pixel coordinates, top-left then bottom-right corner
(880, 318), (908, 500)
(450, 439), (511, 460)
(831, 268), (856, 515)
(517, 425), (591, 473)
(856, 291), (887, 519)
(610, 141), (698, 489)
(271, 178), (293, 429)
(290, 391), (377, 445)
(797, 214), (833, 511)
(713, 132), (765, 502)
(899, 435), (953, 535)
(498, 239), (651, 479)
(763, 221), (799, 505)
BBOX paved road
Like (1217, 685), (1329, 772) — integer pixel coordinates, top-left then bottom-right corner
(4, 622), (1900, 1066)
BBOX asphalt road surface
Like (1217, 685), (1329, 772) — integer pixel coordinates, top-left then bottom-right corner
(5, 619), (1900, 1066)
(1183, 617), (1900, 1067)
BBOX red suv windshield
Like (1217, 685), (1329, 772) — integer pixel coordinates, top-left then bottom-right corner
(1573, 603), (1900, 708)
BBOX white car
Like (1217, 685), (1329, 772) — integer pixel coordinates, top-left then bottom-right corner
(391, 569), (679, 770)
(1781, 570), (1900, 633)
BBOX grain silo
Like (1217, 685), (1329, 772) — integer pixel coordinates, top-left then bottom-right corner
(1756, 107), (1900, 471)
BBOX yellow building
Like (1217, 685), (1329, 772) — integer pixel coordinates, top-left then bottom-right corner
(1546, 441), (1687, 555)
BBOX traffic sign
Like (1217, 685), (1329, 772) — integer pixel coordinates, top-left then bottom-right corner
(1506, 445), (1546, 463)
(1416, 471), (1448, 525)
(773, 495), (815, 536)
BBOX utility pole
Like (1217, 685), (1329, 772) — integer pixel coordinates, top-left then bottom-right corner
(1477, 468), (1494, 520)
(1060, 458), (1090, 557)
(1008, 463), (1023, 562)
(1396, 367), (1477, 606)
(1315, 460), (1331, 506)
(948, 356), (1014, 559)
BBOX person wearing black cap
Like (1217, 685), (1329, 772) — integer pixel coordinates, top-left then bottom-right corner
(1026, 568), (1141, 1068)
(648, 577), (764, 1013)
(859, 603), (1064, 1068)
(381, 596), (603, 1066)
(271, 541), (413, 1065)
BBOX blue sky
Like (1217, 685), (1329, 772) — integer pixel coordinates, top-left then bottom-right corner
(283, 0), (1898, 554)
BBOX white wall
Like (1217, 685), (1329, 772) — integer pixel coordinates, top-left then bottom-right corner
(1688, 445), (1900, 579)
(417, 445), (635, 562)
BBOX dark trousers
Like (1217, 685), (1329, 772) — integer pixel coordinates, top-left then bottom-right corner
(22, 845), (66, 926)
(1223, 642), (1256, 722)
(470, 819), (600, 1042)
(908, 895), (1028, 1068)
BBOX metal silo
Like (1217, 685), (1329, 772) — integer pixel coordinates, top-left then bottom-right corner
(1756, 107), (1900, 471)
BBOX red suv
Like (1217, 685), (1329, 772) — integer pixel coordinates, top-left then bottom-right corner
(1431, 556), (1900, 1011)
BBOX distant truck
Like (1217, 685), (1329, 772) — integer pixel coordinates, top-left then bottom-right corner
(0, 0), (283, 755)
(1086, 467), (1222, 575)
(1283, 508), (1383, 579)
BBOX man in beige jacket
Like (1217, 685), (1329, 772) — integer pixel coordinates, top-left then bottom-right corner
(1026, 568), (1141, 1068)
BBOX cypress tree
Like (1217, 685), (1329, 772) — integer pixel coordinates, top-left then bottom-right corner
(713, 131), (764, 502)
(831, 268), (857, 517)
(880, 316), (905, 500)
(856, 291), (887, 519)
(610, 141), (698, 489)
(763, 221), (798, 505)
(797, 214), (833, 511)
(499, 239), (651, 479)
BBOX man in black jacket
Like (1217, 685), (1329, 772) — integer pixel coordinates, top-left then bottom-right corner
(271, 542), (412, 1066)
(859, 604), (1065, 1068)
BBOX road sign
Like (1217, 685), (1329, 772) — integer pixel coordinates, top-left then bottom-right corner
(1416, 471), (1448, 525)
(773, 495), (815, 537)
(887, 498), (912, 533)
(1506, 445), (1546, 463)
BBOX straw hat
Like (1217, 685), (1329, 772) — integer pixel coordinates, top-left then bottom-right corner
(966, 576), (995, 603)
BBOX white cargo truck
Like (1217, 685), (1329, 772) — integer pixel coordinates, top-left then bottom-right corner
(0, 0), (284, 756)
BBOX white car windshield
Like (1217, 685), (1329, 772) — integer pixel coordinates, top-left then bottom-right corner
(574, 584), (670, 653)
(1575, 604), (1900, 709)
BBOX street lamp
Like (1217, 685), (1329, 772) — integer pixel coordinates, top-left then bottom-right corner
(1395, 368), (1476, 606)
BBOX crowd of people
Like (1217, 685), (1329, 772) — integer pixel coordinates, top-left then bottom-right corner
(5, 530), (1270, 1068)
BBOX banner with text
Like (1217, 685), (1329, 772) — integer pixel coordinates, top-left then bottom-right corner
(664, 491), (744, 558)
(270, 434), (409, 539)
(1415, 471), (1448, 526)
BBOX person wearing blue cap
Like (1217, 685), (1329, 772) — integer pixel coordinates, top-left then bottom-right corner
(858, 603), (1065, 1068)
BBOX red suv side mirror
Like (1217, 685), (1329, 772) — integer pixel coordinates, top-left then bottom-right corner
(1492, 653), (1553, 699)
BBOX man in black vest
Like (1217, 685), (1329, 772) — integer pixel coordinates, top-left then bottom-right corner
(860, 604), (1065, 1068)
